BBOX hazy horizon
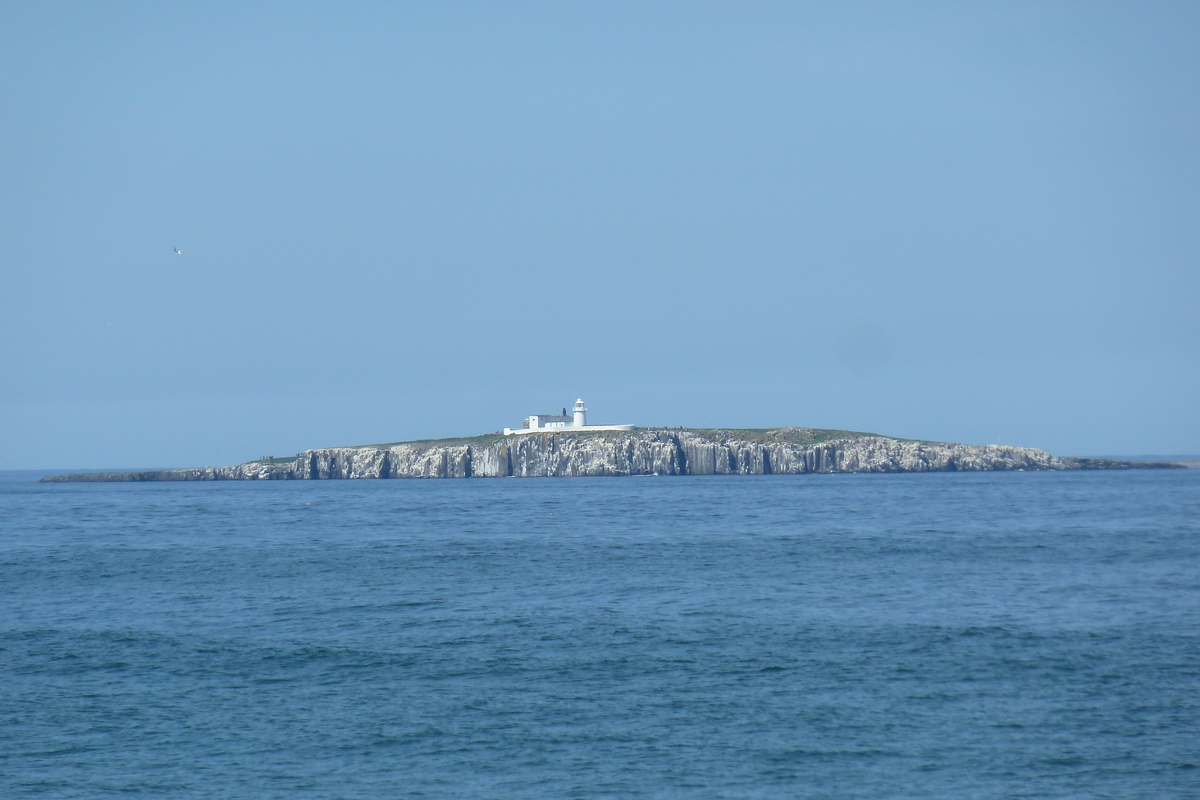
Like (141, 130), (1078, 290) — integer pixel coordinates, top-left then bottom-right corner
(3, 2), (1197, 470)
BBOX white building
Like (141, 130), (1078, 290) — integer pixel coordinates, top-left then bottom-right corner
(503, 399), (634, 436)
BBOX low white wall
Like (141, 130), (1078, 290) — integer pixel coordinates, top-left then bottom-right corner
(503, 425), (635, 436)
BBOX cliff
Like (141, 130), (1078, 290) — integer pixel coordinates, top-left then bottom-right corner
(40, 427), (1182, 482)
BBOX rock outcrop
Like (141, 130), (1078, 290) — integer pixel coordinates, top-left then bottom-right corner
(40, 428), (1182, 482)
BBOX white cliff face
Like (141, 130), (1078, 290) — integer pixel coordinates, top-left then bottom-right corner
(42, 428), (1175, 482)
(503, 430), (683, 477)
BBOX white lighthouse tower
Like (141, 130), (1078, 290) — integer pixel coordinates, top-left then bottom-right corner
(503, 398), (632, 435)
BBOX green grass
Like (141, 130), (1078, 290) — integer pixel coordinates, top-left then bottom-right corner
(670, 427), (882, 444)
(353, 432), (511, 450)
(310, 426), (888, 453)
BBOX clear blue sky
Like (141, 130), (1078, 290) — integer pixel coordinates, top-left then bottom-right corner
(2, 2), (1197, 469)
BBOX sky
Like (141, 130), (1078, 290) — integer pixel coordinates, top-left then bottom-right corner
(1, 1), (1197, 469)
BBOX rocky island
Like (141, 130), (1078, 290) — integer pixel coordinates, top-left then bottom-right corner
(40, 427), (1180, 482)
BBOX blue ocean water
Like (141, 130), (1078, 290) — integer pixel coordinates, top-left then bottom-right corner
(1, 470), (1198, 799)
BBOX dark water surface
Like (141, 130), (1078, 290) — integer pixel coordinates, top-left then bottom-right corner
(2, 471), (1198, 798)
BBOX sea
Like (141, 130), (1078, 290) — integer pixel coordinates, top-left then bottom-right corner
(1, 469), (1197, 799)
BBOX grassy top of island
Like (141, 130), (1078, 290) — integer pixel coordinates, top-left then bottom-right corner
(242, 427), (891, 464)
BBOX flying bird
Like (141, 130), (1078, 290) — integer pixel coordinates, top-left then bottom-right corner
(173, 247), (182, 255)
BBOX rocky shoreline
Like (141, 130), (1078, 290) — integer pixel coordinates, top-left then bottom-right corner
(40, 428), (1181, 482)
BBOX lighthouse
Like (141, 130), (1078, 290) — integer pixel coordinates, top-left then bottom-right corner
(503, 398), (632, 435)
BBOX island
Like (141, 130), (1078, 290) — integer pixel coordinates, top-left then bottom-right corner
(40, 426), (1181, 482)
